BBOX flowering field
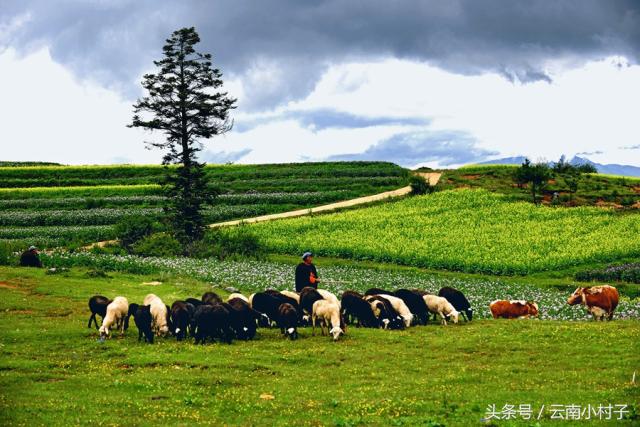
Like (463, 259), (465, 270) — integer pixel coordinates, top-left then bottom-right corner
(249, 189), (640, 275)
(42, 252), (640, 321)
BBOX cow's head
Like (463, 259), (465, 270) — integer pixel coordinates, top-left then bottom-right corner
(527, 302), (539, 317)
(567, 288), (585, 306)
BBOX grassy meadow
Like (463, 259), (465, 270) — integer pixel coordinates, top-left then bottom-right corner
(1, 266), (638, 426)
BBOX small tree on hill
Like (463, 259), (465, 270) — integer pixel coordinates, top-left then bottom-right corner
(515, 159), (552, 204)
(129, 27), (236, 244)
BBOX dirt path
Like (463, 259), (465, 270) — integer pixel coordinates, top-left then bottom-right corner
(209, 185), (412, 228)
(415, 172), (442, 186)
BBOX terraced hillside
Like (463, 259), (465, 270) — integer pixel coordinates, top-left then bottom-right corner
(0, 162), (409, 248)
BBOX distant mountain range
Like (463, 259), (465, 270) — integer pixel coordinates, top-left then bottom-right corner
(479, 156), (640, 177)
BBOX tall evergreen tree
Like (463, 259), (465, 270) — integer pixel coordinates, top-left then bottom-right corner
(129, 27), (236, 243)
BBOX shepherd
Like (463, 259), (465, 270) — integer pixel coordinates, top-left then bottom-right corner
(19, 246), (42, 268)
(295, 252), (320, 292)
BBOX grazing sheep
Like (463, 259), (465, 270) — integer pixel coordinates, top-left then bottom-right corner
(364, 288), (394, 296)
(193, 304), (234, 344)
(202, 291), (222, 305)
(143, 294), (170, 336)
(365, 295), (405, 330)
(423, 295), (459, 325)
(264, 290), (302, 312)
(438, 287), (473, 321)
(312, 299), (344, 341)
(170, 301), (194, 341)
(279, 290), (300, 304)
(376, 294), (414, 327)
(227, 297), (266, 338)
(125, 303), (139, 331)
(341, 291), (379, 328)
(251, 292), (284, 326)
(227, 292), (249, 303)
(299, 287), (325, 317)
(394, 289), (430, 325)
(88, 295), (111, 329)
(185, 297), (204, 308)
(277, 303), (299, 340)
(134, 305), (154, 344)
(98, 296), (129, 338)
(316, 289), (340, 307)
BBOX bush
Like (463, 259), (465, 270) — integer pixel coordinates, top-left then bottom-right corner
(0, 242), (17, 266)
(189, 227), (264, 260)
(115, 215), (158, 250)
(409, 175), (433, 195)
(132, 233), (183, 257)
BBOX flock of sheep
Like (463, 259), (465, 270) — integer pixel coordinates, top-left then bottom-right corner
(88, 286), (473, 343)
(89, 284), (617, 343)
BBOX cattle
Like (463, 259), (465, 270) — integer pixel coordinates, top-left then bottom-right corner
(567, 285), (619, 321)
(490, 300), (539, 319)
(438, 287), (473, 321)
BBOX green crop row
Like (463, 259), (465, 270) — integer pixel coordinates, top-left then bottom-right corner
(249, 189), (640, 275)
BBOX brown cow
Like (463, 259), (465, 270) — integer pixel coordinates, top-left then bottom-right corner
(490, 300), (539, 319)
(567, 285), (619, 321)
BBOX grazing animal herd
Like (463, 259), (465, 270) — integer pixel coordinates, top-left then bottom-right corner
(87, 284), (620, 344)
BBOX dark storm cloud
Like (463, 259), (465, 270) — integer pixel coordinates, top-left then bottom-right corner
(329, 131), (498, 166)
(2, 0), (639, 109)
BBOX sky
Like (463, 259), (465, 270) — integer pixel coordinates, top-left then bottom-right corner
(0, 0), (639, 168)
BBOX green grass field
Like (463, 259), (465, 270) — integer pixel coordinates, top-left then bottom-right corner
(1, 266), (638, 426)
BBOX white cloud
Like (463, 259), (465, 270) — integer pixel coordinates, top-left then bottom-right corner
(0, 48), (162, 165)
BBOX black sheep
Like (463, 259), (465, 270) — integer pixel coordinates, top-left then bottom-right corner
(277, 303), (299, 340)
(364, 288), (394, 296)
(227, 297), (264, 339)
(170, 301), (193, 341)
(193, 304), (234, 344)
(299, 287), (324, 317)
(87, 295), (111, 329)
(125, 303), (139, 331)
(185, 297), (204, 308)
(264, 289), (303, 321)
(341, 291), (378, 328)
(394, 289), (430, 325)
(438, 286), (473, 321)
(251, 292), (284, 326)
(366, 295), (405, 330)
(202, 291), (222, 305)
(134, 305), (154, 344)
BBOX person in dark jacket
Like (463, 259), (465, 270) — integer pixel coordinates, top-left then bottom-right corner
(295, 252), (319, 292)
(19, 246), (42, 268)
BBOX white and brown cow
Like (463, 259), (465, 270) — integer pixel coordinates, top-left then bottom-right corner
(489, 300), (539, 319)
(567, 285), (619, 321)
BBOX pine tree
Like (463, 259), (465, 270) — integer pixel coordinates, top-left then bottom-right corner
(129, 27), (236, 243)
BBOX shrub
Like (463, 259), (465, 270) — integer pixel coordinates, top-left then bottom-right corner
(115, 215), (157, 250)
(409, 175), (433, 195)
(0, 242), (17, 266)
(132, 233), (183, 257)
(189, 227), (264, 260)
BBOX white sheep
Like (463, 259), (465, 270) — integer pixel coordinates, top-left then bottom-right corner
(312, 299), (344, 341)
(248, 293), (255, 308)
(317, 289), (340, 307)
(423, 295), (459, 325)
(98, 296), (129, 338)
(143, 294), (169, 336)
(227, 292), (249, 303)
(279, 290), (300, 303)
(376, 294), (414, 327)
